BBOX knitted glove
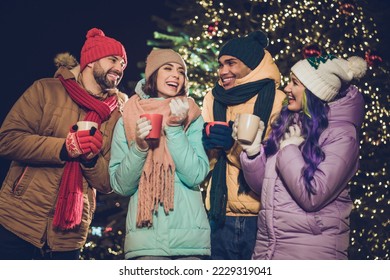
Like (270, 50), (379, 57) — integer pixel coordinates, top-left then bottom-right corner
(83, 128), (103, 160)
(280, 124), (305, 149)
(135, 117), (152, 151)
(65, 125), (103, 159)
(166, 97), (189, 127)
(233, 118), (265, 157)
(202, 121), (234, 151)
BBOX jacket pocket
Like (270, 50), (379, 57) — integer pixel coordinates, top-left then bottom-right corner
(11, 166), (34, 196)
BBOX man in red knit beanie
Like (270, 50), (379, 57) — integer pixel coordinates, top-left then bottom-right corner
(0, 27), (128, 260)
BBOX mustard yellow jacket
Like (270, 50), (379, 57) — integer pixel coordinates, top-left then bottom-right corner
(201, 50), (285, 216)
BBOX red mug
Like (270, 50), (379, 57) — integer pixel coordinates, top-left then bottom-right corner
(205, 121), (229, 136)
(140, 113), (163, 139)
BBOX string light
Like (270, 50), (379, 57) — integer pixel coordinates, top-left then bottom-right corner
(152, 0), (388, 260)
(85, 0), (389, 260)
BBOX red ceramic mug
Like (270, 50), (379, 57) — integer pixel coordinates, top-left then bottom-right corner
(205, 121), (229, 136)
(140, 113), (163, 139)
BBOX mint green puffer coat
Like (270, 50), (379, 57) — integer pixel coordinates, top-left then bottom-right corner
(109, 116), (210, 259)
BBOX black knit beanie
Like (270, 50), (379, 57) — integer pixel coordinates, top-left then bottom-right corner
(218, 30), (269, 70)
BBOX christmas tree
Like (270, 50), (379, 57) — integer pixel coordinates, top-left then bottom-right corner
(145, 0), (389, 260)
(82, 0), (389, 259)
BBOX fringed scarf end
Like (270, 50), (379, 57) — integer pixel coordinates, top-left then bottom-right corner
(53, 192), (83, 230)
(136, 161), (175, 227)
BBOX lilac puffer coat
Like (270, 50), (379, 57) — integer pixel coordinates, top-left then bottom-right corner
(240, 85), (365, 259)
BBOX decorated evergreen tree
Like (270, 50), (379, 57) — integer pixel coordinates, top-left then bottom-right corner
(146, 0), (389, 260)
(82, 0), (389, 260)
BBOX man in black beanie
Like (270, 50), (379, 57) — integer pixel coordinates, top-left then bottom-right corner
(201, 30), (285, 260)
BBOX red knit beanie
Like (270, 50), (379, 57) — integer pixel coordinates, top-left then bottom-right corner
(80, 28), (127, 71)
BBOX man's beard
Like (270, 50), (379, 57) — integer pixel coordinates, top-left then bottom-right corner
(93, 63), (120, 91)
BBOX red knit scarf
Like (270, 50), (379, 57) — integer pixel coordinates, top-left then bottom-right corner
(53, 75), (117, 230)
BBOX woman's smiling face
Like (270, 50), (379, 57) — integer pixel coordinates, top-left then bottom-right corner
(156, 62), (186, 99)
(284, 73), (306, 112)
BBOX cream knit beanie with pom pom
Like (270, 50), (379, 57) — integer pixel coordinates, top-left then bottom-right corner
(291, 54), (367, 101)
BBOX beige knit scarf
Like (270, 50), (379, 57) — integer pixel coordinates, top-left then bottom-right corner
(122, 94), (201, 227)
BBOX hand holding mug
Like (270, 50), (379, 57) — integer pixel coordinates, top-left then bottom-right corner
(139, 114), (163, 140)
(202, 121), (234, 151)
(235, 119), (265, 157)
(65, 121), (102, 159)
(135, 117), (152, 151)
(234, 113), (261, 145)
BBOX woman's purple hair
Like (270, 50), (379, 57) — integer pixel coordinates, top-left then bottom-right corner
(264, 89), (329, 195)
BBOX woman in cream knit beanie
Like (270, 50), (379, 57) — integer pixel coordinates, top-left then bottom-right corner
(291, 54), (367, 101)
(237, 53), (367, 259)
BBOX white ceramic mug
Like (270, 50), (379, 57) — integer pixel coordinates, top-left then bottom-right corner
(236, 113), (260, 145)
(76, 121), (98, 131)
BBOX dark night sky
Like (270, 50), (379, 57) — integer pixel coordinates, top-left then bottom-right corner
(0, 1), (170, 120)
(0, 0), (389, 179)
(0, 0), (169, 178)
(1, 1), (389, 121)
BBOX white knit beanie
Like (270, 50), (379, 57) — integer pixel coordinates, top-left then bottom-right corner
(291, 54), (367, 101)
